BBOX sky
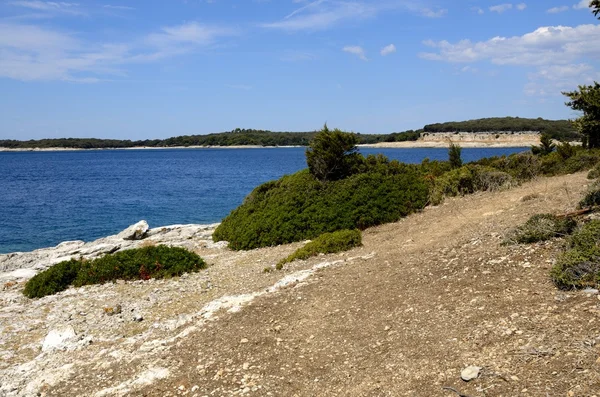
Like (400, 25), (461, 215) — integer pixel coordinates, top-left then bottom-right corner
(0, 0), (598, 140)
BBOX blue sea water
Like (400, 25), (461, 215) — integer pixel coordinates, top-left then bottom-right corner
(0, 147), (526, 254)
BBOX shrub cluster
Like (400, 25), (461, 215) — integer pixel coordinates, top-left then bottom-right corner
(277, 229), (362, 269)
(551, 220), (600, 289)
(503, 214), (577, 245)
(213, 162), (428, 250)
(428, 165), (514, 205)
(23, 246), (205, 299)
(579, 182), (600, 208)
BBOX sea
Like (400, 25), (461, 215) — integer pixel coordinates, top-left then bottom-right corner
(0, 147), (527, 254)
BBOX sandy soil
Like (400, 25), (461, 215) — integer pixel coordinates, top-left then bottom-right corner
(11, 171), (594, 397)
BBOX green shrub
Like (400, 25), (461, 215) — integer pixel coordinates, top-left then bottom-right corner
(23, 259), (82, 299)
(23, 246), (205, 298)
(473, 152), (541, 181)
(305, 125), (362, 182)
(579, 182), (600, 208)
(567, 220), (600, 251)
(277, 229), (362, 267)
(551, 220), (600, 289)
(428, 165), (514, 205)
(213, 165), (428, 250)
(448, 142), (463, 169)
(556, 141), (576, 159)
(587, 165), (600, 179)
(503, 214), (577, 245)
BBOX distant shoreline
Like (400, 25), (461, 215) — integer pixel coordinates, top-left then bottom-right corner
(0, 141), (535, 152)
(0, 145), (303, 152)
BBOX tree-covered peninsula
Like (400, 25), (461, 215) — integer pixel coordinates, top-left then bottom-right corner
(0, 117), (577, 150)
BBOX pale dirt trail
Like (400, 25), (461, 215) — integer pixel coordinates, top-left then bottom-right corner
(32, 172), (600, 397)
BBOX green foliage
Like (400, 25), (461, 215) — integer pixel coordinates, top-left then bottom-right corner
(593, 0), (600, 18)
(551, 220), (600, 289)
(579, 182), (600, 208)
(563, 83), (600, 148)
(503, 214), (577, 245)
(305, 125), (362, 181)
(556, 141), (576, 159)
(423, 117), (578, 141)
(448, 142), (463, 169)
(277, 229), (362, 267)
(213, 163), (429, 250)
(428, 165), (514, 205)
(23, 259), (81, 299)
(531, 133), (555, 156)
(23, 246), (205, 299)
(588, 164), (600, 179)
(473, 152), (542, 181)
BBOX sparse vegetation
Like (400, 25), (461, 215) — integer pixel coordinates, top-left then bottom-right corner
(578, 182), (600, 208)
(277, 229), (362, 269)
(551, 220), (600, 289)
(503, 214), (577, 245)
(428, 164), (514, 205)
(23, 246), (205, 299)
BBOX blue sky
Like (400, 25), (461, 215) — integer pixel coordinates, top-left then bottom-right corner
(0, 0), (598, 140)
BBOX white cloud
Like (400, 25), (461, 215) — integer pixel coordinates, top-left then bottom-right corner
(0, 21), (237, 82)
(261, 1), (447, 31)
(8, 1), (84, 15)
(472, 7), (485, 15)
(343, 45), (367, 60)
(380, 44), (396, 56)
(489, 3), (513, 13)
(103, 5), (135, 10)
(261, 1), (377, 31)
(420, 24), (600, 65)
(420, 8), (447, 18)
(525, 63), (599, 95)
(516, 3), (527, 10)
(420, 24), (600, 96)
(547, 6), (570, 13)
(573, 0), (591, 9)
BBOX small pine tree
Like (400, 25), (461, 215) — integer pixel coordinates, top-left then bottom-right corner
(305, 124), (362, 181)
(531, 133), (555, 155)
(448, 142), (463, 169)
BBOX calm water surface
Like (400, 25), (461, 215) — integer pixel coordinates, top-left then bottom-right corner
(0, 147), (526, 253)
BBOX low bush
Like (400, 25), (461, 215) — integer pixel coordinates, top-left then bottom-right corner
(213, 163), (428, 250)
(503, 214), (577, 245)
(277, 229), (362, 268)
(23, 259), (81, 299)
(428, 165), (514, 205)
(551, 220), (600, 289)
(578, 182), (600, 208)
(587, 166), (600, 179)
(23, 246), (205, 298)
(474, 152), (542, 181)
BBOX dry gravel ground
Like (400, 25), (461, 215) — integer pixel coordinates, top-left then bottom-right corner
(3, 172), (600, 397)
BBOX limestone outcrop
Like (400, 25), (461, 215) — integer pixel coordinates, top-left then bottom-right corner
(0, 221), (221, 282)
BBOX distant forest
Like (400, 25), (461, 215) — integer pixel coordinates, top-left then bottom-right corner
(423, 117), (577, 141)
(0, 117), (578, 149)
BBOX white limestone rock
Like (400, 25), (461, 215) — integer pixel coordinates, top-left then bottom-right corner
(42, 326), (78, 352)
(117, 221), (149, 241)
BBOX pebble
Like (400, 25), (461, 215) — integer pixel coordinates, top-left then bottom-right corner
(460, 366), (481, 382)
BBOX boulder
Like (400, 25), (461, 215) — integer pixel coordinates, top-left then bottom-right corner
(42, 326), (78, 352)
(117, 221), (149, 241)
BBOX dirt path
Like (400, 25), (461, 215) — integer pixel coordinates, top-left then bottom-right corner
(23, 173), (600, 396)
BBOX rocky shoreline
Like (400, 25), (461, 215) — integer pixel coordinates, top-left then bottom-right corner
(1, 173), (599, 396)
(0, 221), (223, 283)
